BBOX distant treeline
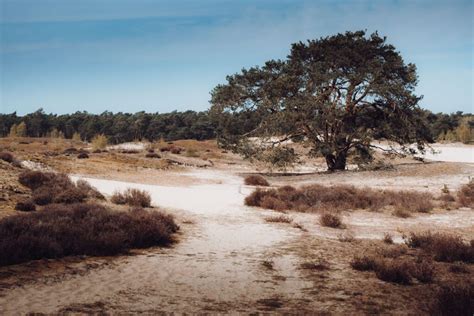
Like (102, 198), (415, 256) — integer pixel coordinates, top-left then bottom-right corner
(0, 109), (472, 144)
(0, 109), (215, 143)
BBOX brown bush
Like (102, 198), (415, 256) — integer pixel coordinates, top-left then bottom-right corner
(392, 209), (411, 218)
(170, 147), (183, 154)
(432, 282), (474, 315)
(54, 188), (88, 204)
(76, 180), (105, 200)
(260, 195), (287, 211)
(145, 152), (161, 159)
(350, 255), (379, 271)
(383, 233), (393, 244)
(319, 213), (344, 228)
(244, 175), (270, 186)
(19, 170), (54, 190)
(405, 232), (474, 263)
(300, 260), (330, 271)
(77, 152), (89, 159)
(0, 203), (178, 266)
(15, 200), (36, 212)
(411, 260), (435, 283)
(111, 188), (151, 207)
(0, 152), (14, 163)
(457, 181), (474, 207)
(244, 184), (434, 215)
(264, 215), (292, 223)
(374, 259), (412, 285)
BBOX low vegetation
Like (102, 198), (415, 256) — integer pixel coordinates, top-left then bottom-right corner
(264, 215), (292, 223)
(245, 184), (434, 216)
(457, 180), (474, 207)
(404, 231), (474, 263)
(319, 213), (344, 228)
(14, 200), (36, 212)
(0, 151), (14, 163)
(0, 203), (178, 266)
(244, 175), (270, 186)
(111, 188), (152, 208)
(432, 282), (474, 315)
(18, 171), (103, 207)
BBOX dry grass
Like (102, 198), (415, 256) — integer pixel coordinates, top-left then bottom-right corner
(405, 232), (474, 263)
(300, 259), (330, 271)
(244, 175), (270, 186)
(111, 188), (152, 208)
(145, 152), (161, 159)
(264, 215), (292, 223)
(244, 184), (434, 216)
(383, 233), (394, 244)
(0, 203), (178, 266)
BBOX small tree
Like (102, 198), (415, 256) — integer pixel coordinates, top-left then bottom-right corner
(210, 31), (432, 171)
(8, 124), (18, 137)
(72, 132), (82, 142)
(16, 122), (27, 137)
(456, 124), (472, 144)
(91, 134), (108, 151)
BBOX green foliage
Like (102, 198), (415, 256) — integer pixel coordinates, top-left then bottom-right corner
(210, 31), (432, 171)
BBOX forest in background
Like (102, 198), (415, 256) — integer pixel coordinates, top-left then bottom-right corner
(0, 108), (472, 144)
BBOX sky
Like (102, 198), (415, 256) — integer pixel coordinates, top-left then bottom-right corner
(0, 0), (472, 115)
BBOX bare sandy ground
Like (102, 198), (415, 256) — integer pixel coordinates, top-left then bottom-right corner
(0, 144), (472, 314)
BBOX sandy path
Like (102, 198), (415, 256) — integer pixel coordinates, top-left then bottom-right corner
(0, 170), (313, 314)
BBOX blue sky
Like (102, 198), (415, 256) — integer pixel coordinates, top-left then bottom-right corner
(0, 0), (472, 115)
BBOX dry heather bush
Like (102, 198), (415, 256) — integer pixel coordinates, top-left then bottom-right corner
(393, 208), (411, 218)
(260, 195), (287, 211)
(319, 212), (344, 228)
(457, 180), (474, 207)
(19, 171), (102, 205)
(411, 260), (435, 283)
(145, 152), (161, 159)
(350, 255), (379, 271)
(0, 152), (14, 163)
(449, 263), (469, 274)
(300, 260), (330, 271)
(264, 215), (292, 223)
(374, 259), (413, 285)
(111, 188), (151, 207)
(245, 184), (434, 215)
(0, 203), (178, 266)
(405, 232), (474, 263)
(432, 282), (474, 316)
(383, 233), (394, 244)
(15, 200), (36, 212)
(379, 244), (408, 258)
(77, 152), (89, 159)
(19, 170), (53, 190)
(244, 175), (270, 186)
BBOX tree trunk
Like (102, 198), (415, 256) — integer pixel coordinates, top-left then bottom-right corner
(325, 151), (347, 171)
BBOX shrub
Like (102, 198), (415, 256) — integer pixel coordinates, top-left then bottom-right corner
(19, 171), (54, 190)
(432, 282), (474, 315)
(350, 255), (378, 271)
(91, 134), (108, 151)
(457, 180), (474, 207)
(264, 215), (292, 223)
(54, 188), (88, 204)
(260, 195), (287, 211)
(170, 147), (183, 154)
(77, 152), (89, 159)
(319, 213), (344, 228)
(15, 200), (36, 212)
(145, 152), (161, 159)
(300, 260), (330, 271)
(374, 259), (412, 285)
(244, 175), (270, 186)
(0, 152), (14, 163)
(393, 208), (411, 218)
(411, 260), (435, 283)
(449, 263), (469, 274)
(0, 203), (178, 266)
(244, 184), (434, 215)
(76, 180), (105, 200)
(383, 233), (393, 244)
(111, 188), (151, 207)
(63, 147), (78, 154)
(405, 232), (474, 263)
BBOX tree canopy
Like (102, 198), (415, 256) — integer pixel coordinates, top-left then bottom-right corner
(210, 31), (435, 170)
